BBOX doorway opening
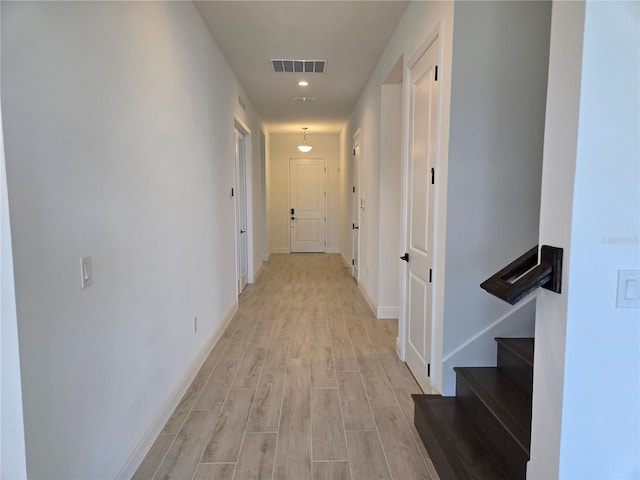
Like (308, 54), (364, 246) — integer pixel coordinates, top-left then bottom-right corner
(234, 117), (251, 296)
(401, 30), (442, 393)
(352, 130), (361, 281)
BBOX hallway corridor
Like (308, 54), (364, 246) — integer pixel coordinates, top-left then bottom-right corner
(134, 254), (437, 480)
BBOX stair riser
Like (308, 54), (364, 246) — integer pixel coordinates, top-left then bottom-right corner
(413, 401), (458, 480)
(456, 377), (528, 480)
(497, 344), (533, 395)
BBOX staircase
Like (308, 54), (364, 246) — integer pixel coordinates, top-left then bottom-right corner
(413, 337), (534, 480)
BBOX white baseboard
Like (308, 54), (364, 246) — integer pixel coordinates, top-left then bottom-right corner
(271, 247), (289, 254)
(111, 300), (238, 479)
(376, 306), (399, 319)
(357, 283), (377, 317)
(340, 254), (351, 268)
(253, 262), (264, 282)
(356, 284), (399, 320)
(326, 247), (339, 254)
(262, 254), (270, 262)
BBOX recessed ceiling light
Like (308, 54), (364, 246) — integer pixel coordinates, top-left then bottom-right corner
(298, 81), (309, 87)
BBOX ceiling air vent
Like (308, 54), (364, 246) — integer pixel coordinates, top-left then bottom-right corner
(293, 96), (316, 103)
(271, 59), (326, 73)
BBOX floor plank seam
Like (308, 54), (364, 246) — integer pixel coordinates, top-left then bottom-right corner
(136, 255), (431, 480)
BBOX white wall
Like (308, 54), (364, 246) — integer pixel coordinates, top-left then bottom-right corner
(342, 1), (550, 394)
(265, 131), (272, 259)
(0, 72), (28, 479)
(259, 130), (268, 263)
(339, 126), (351, 266)
(241, 108), (268, 281)
(440, 0), (551, 394)
(529, 1), (640, 477)
(1, 2), (264, 478)
(377, 82), (402, 317)
(269, 134), (340, 253)
(341, 1), (455, 328)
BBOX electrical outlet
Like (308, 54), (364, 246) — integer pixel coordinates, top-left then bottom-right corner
(193, 316), (198, 333)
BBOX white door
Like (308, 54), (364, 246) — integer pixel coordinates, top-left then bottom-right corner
(352, 133), (361, 280)
(235, 127), (248, 293)
(290, 158), (326, 252)
(403, 37), (440, 393)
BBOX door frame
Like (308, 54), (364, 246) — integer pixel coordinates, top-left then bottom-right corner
(352, 129), (361, 281)
(234, 115), (252, 296)
(288, 157), (327, 253)
(399, 25), (444, 394)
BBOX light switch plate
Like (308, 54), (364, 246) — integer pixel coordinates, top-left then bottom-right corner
(616, 270), (639, 308)
(81, 257), (93, 289)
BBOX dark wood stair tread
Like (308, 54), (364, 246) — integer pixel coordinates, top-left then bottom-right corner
(413, 395), (510, 480)
(455, 367), (532, 454)
(495, 338), (534, 366)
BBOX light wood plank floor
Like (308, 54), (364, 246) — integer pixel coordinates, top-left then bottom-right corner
(134, 254), (440, 480)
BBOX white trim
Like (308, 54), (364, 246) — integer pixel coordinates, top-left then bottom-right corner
(358, 282), (377, 317)
(262, 253), (270, 262)
(233, 114), (251, 135)
(400, 23), (445, 392)
(442, 294), (537, 363)
(340, 253), (351, 268)
(234, 119), (253, 291)
(376, 306), (400, 319)
(253, 262), (264, 282)
(111, 300), (238, 479)
(352, 130), (361, 281)
(326, 247), (339, 254)
(271, 247), (290, 254)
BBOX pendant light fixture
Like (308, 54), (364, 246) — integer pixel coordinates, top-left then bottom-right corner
(297, 127), (312, 153)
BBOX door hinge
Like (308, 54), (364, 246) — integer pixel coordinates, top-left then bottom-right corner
(352, 223), (355, 230)
(431, 167), (435, 185)
(429, 269), (432, 283)
(353, 186), (356, 193)
(352, 259), (355, 266)
(434, 65), (438, 81)
(324, 217), (326, 222)
(231, 187), (234, 197)
(427, 363), (431, 377)
(353, 149), (356, 155)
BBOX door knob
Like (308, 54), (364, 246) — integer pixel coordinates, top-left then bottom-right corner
(291, 217), (296, 220)
(400, 253), (409, 262)
(240, 230), (246, 234)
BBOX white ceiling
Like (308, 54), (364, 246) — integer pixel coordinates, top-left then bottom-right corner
(194, 1), (409, 134)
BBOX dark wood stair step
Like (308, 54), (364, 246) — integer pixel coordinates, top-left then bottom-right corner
(455, 367), (532, 480)
(495, 338), (534, 366)
(495, 338), (534, 395)
(413, 394), (510, 480)
(455, 367), (531, 453)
